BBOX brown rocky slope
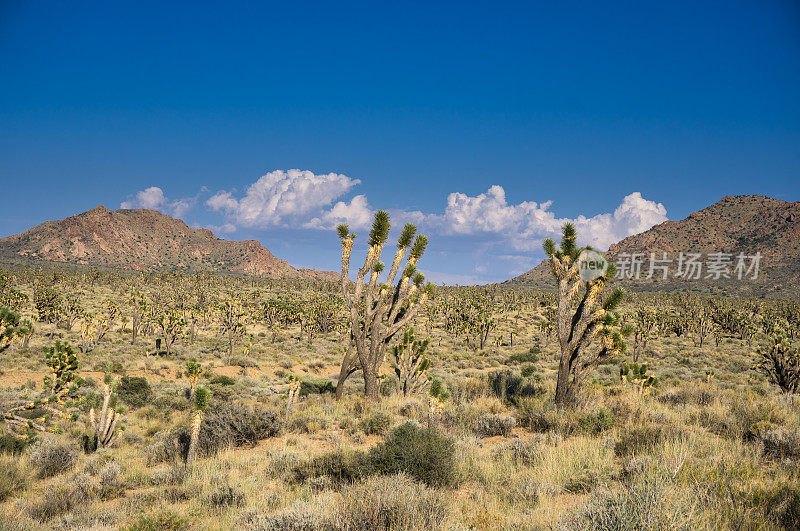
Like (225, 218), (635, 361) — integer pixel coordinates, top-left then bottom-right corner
(504, 195), (800, 297)
(0, 206), (337, 279)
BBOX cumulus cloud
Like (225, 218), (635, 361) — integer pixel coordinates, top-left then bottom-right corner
(437, 186), (667, 251)
(200, 170), (667, 280)
(206, 169), (360, 228)
(120, 186), (197, 217)
(304, 195), (373, 230)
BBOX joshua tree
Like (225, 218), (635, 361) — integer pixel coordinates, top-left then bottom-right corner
(186, 384), (211, 470)
(543, 223), (631, 406)
(155, 307), (185, 356)
(60, 295), (84, 331)
(391, 327), (432, 396)
(756, 319), (799, 394)
(0, 306), (20, 352)
(43, 340), (80, 400)
(217, 297), (246, 356)
(286, 377), (301, 417)
(18, 318), (34, 350)
(87, 374), (122, 451)
(336, 211), (434, 399)
(620, 361), (658, 395)
(184, 357), (203, 403)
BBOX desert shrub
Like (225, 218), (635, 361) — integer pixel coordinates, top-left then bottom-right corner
(472, 413), (515, 438)
(209, 375), (236, 386)
(368, 422), (456, 487)
(27, 438), (78, 478)
(205, 480), (245, 509)
(98, 461), (124, 498)
(491, 439), (541, 466)
(126, 510), (190, 530)
(562, 474), (697, 530)
(117, 376), (152, 408)
(516, 397), (573, 434)
(447, 377), (489, 404)
(27, 475), (92, 522)
(520, 364), (538, 378)
(0, 455), (29, 501)
(658, 385), (714, 407)
(755, 482), (800, 530)
(506, 347), (540, 365)
(578, 409), (614, 435)
(360, 411), (393, 435)
(0, 434), (31, 455)
(488, 370), (545, 404)
(761, 428), (800, 460)
(290, 447), (370, 487)
(290, 410), (328, 434)
(300, 376), (335, 396)
(241, 496), (336, 531)
(145, 431), (180, 466)
(615, 425), (667, 457)
(174, 404), (281, 460)
(335, 473), (449, 531)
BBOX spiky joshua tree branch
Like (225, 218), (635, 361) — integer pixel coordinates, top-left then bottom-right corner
(336, 211), (434, 400)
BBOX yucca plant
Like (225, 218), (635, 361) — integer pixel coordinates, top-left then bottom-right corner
(336, 211), (434, 400)
(87, 373), (123, 451)
(391, 327), (432, 397)
(543, 223), (632, 406)
(186, 384), (211, 470)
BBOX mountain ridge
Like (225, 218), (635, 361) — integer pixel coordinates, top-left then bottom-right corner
(0, 205), (338, 280)
(504, 195), (800, 297)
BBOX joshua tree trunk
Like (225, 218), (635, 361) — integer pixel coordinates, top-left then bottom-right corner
(186, 409), (203, 470)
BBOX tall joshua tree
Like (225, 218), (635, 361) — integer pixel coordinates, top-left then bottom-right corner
(186, 384), (210, 471)
(336, 211), (433, 399)
(543, 223), (631, 406)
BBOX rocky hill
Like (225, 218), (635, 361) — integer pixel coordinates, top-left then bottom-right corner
(504, 195), (800, 297)
(0, 206), (337, 279)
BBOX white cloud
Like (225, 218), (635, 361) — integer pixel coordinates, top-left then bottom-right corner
(304, 194), (373, 230)
(206, 169), (360, 228)
(120, 186), (197, 217)
(199, 170), (668, 282)
(436, 186), (667, 251)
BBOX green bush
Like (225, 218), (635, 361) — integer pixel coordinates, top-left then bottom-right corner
(488, 370), (545, 404)
(209, 375), (236, 386)
(368, 422), (456, 488)
(506, 347), (540, 365)
(117, 376), (152, 408)
(299, 376), (335, 396)
(0, 434), (31, 455)
(360, 411), (393, 435)
(290, 448), (370, 487)
(578, 409), (614, 435)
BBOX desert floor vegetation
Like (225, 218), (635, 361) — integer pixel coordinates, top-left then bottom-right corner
(0, 263), (799, 530)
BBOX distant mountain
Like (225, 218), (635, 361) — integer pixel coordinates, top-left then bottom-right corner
(504, 195), (800, 297)
(0, 206), (338, 279)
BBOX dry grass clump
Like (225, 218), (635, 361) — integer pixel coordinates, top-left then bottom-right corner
(0, 454), (29, 502)
(335, 473), (449, 530)
(26, 437), (78, 478)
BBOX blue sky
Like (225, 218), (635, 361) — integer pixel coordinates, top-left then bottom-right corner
(1, 1), (799, 283)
